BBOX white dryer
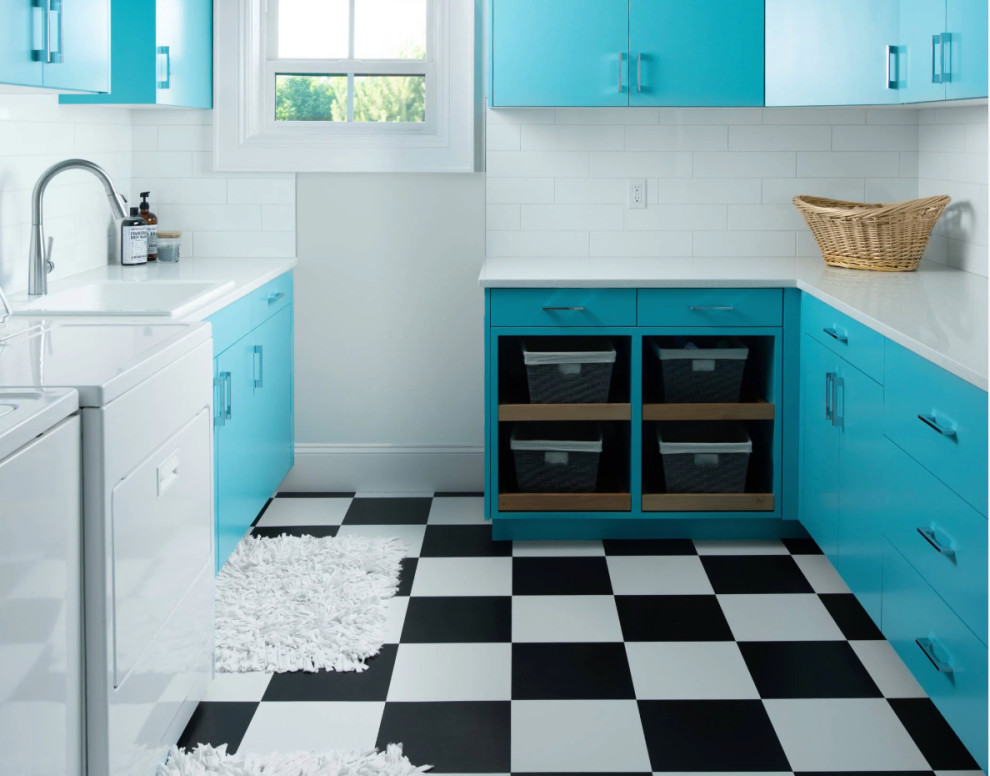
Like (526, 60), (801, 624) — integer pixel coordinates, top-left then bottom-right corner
(0, 320), (214, 776)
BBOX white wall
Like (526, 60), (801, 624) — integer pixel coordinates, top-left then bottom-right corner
(918, 105), (989, 276)
(0, 93), (132, 294)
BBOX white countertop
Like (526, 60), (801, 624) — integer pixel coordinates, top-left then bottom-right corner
(480, 257), (989, 390)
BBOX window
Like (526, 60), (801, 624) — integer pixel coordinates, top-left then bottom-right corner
(215, 0), (478, 172)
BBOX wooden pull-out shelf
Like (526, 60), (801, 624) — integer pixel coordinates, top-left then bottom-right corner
(642, 402), (774, 421)
(642, 493), (774, 512)
(499, 493), (632, 512)
(499, 403), (632, 421)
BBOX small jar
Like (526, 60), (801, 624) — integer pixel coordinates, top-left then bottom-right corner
(157, 231), (182, 262)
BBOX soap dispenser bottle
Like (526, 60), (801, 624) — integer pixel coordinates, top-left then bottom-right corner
(138, 191), (158, 260)
(120, 208), (149, 265)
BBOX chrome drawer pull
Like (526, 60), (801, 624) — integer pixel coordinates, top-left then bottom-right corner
(542, 306), (586, 312)
(618, 51), (623, 93)
(689, 305), (734, 311)
(916, 637), (954, 674)
(822, 326), (848, 343)
(268, 291), (286, 304)
(825, 372), (834, 423)
(917, 413), (957, 438)
(916, 526), (956, 560)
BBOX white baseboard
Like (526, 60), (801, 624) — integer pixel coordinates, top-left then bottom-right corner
(279, 443), (485, 493)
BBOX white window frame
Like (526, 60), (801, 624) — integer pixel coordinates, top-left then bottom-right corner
(215, 0), (477, 172)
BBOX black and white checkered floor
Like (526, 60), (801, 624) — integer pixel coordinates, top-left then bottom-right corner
(179, 493), (982, 774)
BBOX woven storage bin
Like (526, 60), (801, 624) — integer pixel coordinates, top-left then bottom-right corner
(656, 422), (751, 494)
(652, 339), (749, 403)
(523, 338), (616, 403)
(511, 423), (602, 493)
(793, 194), (950, 272)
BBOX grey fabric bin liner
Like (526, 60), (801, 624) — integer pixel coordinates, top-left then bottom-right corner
(511, 423), (603, 492)
(655, 422), (752, 494)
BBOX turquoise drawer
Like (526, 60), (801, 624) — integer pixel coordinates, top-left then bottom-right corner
(802, 295), (884, 382)
(208, 273), (294, 354)
(489, 288), (637, 327)
(637, 288), (782, 327)
(884, 340), (988, 516)
(885, 441), (987, 643)
(882, 541), (988, 772)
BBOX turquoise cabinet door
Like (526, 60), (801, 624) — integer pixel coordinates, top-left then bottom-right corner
(900, 0), (947, 103)
(800, 335), (840, 559)
(490, 0), (629, 107)
(766, 0), (902, 106)
(0, 0), (44, 87)
(42, 0), (109, 92)
(629, 0), (764, 107)
(157, 0), (213, 108)
(252, 306), (294, 498)
(836, 364), (884, 625)
(945, 0), (988, 99)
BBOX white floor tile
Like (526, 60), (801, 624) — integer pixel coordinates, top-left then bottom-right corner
(256, 498), (350, 527)
(792, 554), (851, 594)
(512, 540), (605, 557)
(511, 700), (652, 773)
(410, 557), (512, 597)
(382, 597), (408, 644)
(625, 642), (760, 700)
(512, 595), (623, 643)
(607, 555), (714, 595)
(694, 540), (788, 555)
(201, 672), (273, 702)
(335, 524), (426, 557)
(718, 594), (845, 641)
(764, 698), (930, 771)
(427, 497), (488, 525)
(238, 702), (385, 753)
(849, 639), (926, 698)
(387, 643), (511, 701)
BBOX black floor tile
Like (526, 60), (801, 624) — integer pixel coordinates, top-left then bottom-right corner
(343, 498), (432, 525)
(819, 593), (884, 640)
(783, 537), (824, 555)
(261, 645), (398, 702)
(396, 558), (417, 597)
(888, 698), (980, 770)
(795, 772), (933, 776)
(275, 492), (356, 498)
(176, 702), (258, 754)
(376, 701), (510, 773)
(399, 597), (511, 643)
(420, 525), (510, 557)
(739, 641), (882, 698)
(603, 539), (697, 556)
(513, 557), (613, 595)
(250, 525), (340, 539)
(701, 554), (814, 594)
(615, 595), (733, 641)
(638, 699), (791, 771)
(250, 498), (273, 526)
(512, 643), (635, 700)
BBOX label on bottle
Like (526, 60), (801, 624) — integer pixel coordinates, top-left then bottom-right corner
(146, 224), (158, 258)
(122, 223), (149, 265)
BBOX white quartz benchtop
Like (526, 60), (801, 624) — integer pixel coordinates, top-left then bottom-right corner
(479, 257), (989, 391)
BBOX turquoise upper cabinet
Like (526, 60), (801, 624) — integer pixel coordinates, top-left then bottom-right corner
(0, 0), (109, 92)
(489, 0), (628, 107)
(765, 0), (902, 106)
(61, 0), (212, 108)
(900, 0), (948, 102)
(629, 0), (764, 106)
(945, 0), (988, 99)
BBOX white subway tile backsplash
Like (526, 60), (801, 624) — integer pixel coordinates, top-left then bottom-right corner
(693, 230), (796, 257)
(485, 124), (521, 151)
(487, 230), (589, 258)
(137, 177), (229, 205)
(488, 150), (590, 178)
(965, 122), (988, 154)
(624, 205), (726, 231)
(761, 178), (866, 204)
(866, 107), (922, 125)
(590, 230), (692, 258)
(727, 204), (806, 231)
(227, 178), (296, 205)
(156, 124), (213, 152)
(554, 178), (627, 205)
(486, 204), (521, 230)
(521, 203), (623, 231)
(194, 230), (296, 258)
(865, 178), (920, 203)
(658, 108), (763, 125)
(156, 203), (263, 232)
(918, 152), (988, 185)
(728, 125), (831, 152)
(763, 108), (866, 125)
(486, 177), (555, 204)
(694, 152), (795, 178)
(556, 108), (659, 125)
(485, 108), (555, 125)
(589, 151), (692, 178)
(132, 150), (195, 178)
(624, 125), (728, 151)
(521, 125), (624, 151)
(831, 124), (919, 151)
(899, 152), (919, 178)
(262, 204), (296, 232)
(797, 152), (901, 177)
(919, 123), (968, 151)
(658, 178), (762, 204)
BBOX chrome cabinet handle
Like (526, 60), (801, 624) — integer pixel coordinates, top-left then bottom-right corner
(157, 45), (171, 89)
(833, 374), (844, 430)
(542, 306), (585, 312)
(825, 372), (834, 423)
(268, 291), (286, 304)
(215, 372), (232, 426)
(31, 0), (47, 62)
(918, 413), (957, 438)
(886, 44), (900, 89)
(214, 375), (224, 427)
(932, 34), (944, 84)
(618, 52), (623, 93)
(47, 0), (63, 64)
(916, 526), (956, 560)
(941, 33), (952, 83)
(636, 52), (642, 93)
(916, 637), (954, 674)
(690, 305), (734, 311)
(822, 326), (848, 343)
(253, 345), (264, 389)
(224, 372), (232, 421)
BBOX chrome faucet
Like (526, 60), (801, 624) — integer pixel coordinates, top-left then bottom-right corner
(28, 158), (128, 296)
(0, 281), (11, 325)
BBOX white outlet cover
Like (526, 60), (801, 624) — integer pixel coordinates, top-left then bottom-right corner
(628, 178), (647, 209)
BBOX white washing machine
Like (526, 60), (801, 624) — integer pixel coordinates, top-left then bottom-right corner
(0, 387), (82, 776)
(0, 320), (215, 776)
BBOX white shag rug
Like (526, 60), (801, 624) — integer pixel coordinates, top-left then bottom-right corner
(159, 743), (430, 776)
(216, 534), (405, 673)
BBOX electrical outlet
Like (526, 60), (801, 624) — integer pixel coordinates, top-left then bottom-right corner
(628, 178), (646, 209)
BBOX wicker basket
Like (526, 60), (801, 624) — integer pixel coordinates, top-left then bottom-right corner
(793, 194), (950, 272)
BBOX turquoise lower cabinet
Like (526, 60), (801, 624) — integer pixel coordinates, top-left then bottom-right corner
(945, 0), (988, 100)
(629, 0), (764, 107)
(0, 0), (109, 92)
(212, 274), (294, 571)
(61, 0), (212, 108)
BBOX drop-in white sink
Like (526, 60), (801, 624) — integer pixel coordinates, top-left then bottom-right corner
(15, 280), (235, 318)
